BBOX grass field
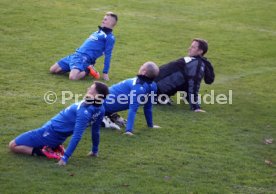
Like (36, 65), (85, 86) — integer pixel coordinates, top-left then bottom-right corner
(1, 0), (276, 193)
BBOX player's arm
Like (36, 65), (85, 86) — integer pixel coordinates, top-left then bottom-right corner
(125, 85), (144, 132)
(126, 100), (139, 132)
(187, 62), (205, 112)
(187, 78), (200, 111)
(143, 98), (153, 127)
(143, 99), (161, 129)
(88, 111), (104, 156)
(102, 35), (115, 76)
(60, 107), (90, 164)
(144, 84), (160, 128)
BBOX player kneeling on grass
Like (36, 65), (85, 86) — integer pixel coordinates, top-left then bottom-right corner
(102, 61), (161, 136)
(49, 12), (118, 81)
(9, 81), (109, 166)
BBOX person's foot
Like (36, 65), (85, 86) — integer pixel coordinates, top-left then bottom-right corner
(124, 131), (134, 136)
(102, 116), (121, 130)
(42, 146), (62, 160)
(87, 65), (100, 79)
(157, 96), (173, 105)
(109, 113), (127, 127)
(53, 145), (65, 155)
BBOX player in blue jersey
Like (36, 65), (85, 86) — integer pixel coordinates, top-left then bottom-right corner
(103, 61), (160, 136)
(9, 81), (109, 166)
(50, 12), (118, 81)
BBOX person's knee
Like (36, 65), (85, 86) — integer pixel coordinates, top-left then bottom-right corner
(8, 140), (16, 152)
(78, 71), (86, 80)
(69, 70), (85, 80)
(69, 74), (79, 80)
(50, 64), (61, 74)
(49, 65), (56, 73)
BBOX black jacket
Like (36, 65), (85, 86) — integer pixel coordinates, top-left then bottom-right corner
(155, 56), (214, 110)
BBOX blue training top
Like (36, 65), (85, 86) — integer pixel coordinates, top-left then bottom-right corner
(104, 76), (157, 132)
(76, 26), (115, 74)
(48, 101), (105, 163)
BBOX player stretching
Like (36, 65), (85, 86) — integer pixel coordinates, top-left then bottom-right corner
(103, 61), (160, 135)
(9, 81), (108, 166)
(50, 12), (118, 81)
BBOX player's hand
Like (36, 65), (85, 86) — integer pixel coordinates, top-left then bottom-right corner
(152, 125), (161, 128)
(87, 151), (98, 157)
(194, 109), (206, 113)
(102, 73), (109, 81)
(57, 159), (66, 166)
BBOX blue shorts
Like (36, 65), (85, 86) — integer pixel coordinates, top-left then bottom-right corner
(15, 123), (67, 148)
(57, 53), (94, 73)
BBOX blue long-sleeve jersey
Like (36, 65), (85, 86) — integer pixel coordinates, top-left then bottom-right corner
(104, 76), (157, 132)
(48, 101), (105, 163)
(76, 27), (115, 74)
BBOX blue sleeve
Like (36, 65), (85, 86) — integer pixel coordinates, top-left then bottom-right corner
(143, 99), (153, 127)
(62, 107), (90, 163)
(103, 35), (115, 74)
(91, 111), (104, 154)
(143, 84), (156, 127)
(126, 108), (138, 132)
(125, 85), (144, 132)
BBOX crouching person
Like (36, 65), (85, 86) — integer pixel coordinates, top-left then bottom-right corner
(9, 81), (109, 166)
(102, 61), (160, 136)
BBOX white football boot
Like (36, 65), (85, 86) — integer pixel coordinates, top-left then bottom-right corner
(102, 116), (121, 130)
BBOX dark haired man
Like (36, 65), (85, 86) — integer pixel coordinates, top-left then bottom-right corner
(155, 38), (215, 112)
(9, 81), (109, 166)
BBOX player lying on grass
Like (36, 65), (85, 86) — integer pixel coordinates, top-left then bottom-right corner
(9, 81), (109, 166)
(102, 61), (160, 136)
(155, 38), (215, 112)
(50, 12), (118, 81)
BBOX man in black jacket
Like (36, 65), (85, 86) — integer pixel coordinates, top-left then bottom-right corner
(155, 38), (215, 112)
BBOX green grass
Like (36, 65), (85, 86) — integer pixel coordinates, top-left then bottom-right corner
(1, 0), (276, 193)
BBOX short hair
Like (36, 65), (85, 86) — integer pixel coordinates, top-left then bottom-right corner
(193, 38), (208, 56)
(106, 12), (118, 23)
(94, 81), (109, 99)
(144, 61), (160, 79)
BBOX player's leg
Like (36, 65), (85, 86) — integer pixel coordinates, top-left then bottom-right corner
(9, 140), (33, 155)
(69, 69), (87, 80)
(8, 129), (47, 156)
(101, 116), (121, 130)
(9, 126), (66, 158)
(49, 63), (63, 74)
(9, 139), (45, 156)
(68, 54), (90, 80)
(109, 113), (127, 127)
(87, 65), (100, 79)
(50, 55), (71, 74)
